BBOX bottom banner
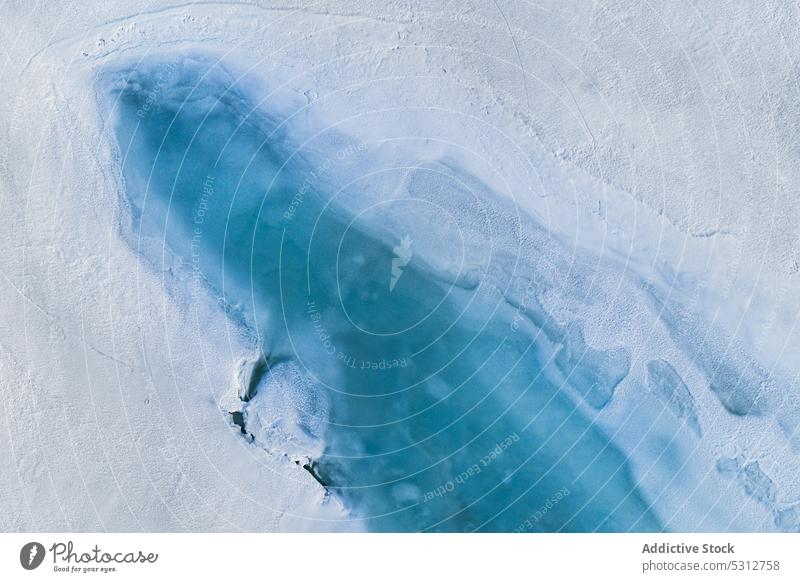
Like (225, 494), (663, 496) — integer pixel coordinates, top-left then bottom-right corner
(1, 533), (797, 581)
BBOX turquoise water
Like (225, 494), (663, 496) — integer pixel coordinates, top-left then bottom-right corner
(101, 55), (662, 532)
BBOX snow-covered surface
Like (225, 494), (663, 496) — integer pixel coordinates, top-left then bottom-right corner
(1, 1), (799, 531)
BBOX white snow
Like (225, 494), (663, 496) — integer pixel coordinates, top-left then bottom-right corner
(1, 0), (799, 531)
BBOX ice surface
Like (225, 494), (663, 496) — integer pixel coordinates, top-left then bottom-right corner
(717, 455), (800, 532)
(643, 284), (777, 418)
(555, 325), (630, 410)
(240, 360), (330, 461)
(3, 0), (800, 533)
(98, 55), (665, 531)
(646, 359), (702, 437)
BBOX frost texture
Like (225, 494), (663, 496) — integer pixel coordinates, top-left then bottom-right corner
(243, 361), (329, 461)
(716, 455), (800, 531)
(644, 285), (776, 417)
(556, 325), (630, 409)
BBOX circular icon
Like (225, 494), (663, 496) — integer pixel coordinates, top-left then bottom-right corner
(20, 542), (45, 570)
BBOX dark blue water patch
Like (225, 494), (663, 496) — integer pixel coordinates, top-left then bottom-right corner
(98, 54), (662, 532)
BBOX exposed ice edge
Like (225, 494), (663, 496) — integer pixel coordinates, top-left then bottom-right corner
(222, 351), (330, 484)
(95, 52), (346, 513)
(6, 3), (798, 531)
